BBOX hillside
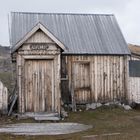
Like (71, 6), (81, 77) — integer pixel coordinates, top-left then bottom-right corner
(0, 45), (10, 57)
(0, 45), (11, 72)
(0, 45), (13, 93)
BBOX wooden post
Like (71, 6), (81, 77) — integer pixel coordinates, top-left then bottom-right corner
(71, 82), (76, 112)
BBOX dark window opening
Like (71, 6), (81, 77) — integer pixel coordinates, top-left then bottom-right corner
(129, 60), (140, 77)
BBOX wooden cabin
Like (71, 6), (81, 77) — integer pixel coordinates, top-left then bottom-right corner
(128, 44), (140, 103)
(10, 12), (130, 114)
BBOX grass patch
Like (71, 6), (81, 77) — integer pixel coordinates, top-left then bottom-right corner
(0, 107), (140, 139)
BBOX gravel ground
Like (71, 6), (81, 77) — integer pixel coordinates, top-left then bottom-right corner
(0, 123), (92, 135)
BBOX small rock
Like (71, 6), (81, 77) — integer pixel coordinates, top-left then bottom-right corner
(64, 104), (68, 108)
(105, 101), (121, 106)
(105, 102), (110, 106)
(69, 104), (73, 109)
(110, 101), (120, 105)
(118, 103), (122, 106)
(122, 104), (132, 110)
(79, 109), (82, 112)
(61, 107), (68, 118)
(61, 111), (68, 118)
(86, 103), (102, 110)
(61, 118), (64, 121)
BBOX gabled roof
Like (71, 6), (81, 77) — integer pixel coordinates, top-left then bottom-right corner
(10, 12), (130, 55)
(11, 22), (66, 53)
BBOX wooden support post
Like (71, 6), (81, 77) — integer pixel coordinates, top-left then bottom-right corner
(71, 82), (76, 112)
(8, 94), (18, 116)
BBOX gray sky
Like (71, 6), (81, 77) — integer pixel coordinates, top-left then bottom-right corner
(0, 0), (140, 46)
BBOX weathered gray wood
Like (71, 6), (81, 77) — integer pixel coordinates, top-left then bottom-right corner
(62, 55), (127, 104)
(128, 55), (140, 103)
(24, 60), (54, 112)
(12, 27), (130, 113)
(12, 30), (62, 114)
(0, 81), (8, 114)
(13, 23), (66, 53)
(71, 82), (76, 112)
(8, 94), (18, 116)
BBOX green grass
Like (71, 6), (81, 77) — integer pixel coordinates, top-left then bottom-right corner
(0, 107), (140, 139)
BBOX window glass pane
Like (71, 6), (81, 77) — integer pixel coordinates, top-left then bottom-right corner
(129, 60), (140, 77)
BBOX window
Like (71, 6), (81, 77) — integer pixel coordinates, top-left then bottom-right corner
(129, 60), (140, 77)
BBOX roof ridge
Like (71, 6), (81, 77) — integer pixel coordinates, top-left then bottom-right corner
(11, 11), (114, 16)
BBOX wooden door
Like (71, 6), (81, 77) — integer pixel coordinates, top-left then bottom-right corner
(73, 62), (91, 104)
(24, 60), (54, 112)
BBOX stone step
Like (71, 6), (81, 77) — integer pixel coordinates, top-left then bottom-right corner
(17, 112), (60, 120)
(25, 112), (59, 118)
(35, 116), (60, 121)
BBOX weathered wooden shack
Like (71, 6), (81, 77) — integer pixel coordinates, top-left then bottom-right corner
(10, 12), (130, 114)
(128, 44), (140, 103)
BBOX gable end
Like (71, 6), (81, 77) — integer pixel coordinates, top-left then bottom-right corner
(11, 23), (66, 53)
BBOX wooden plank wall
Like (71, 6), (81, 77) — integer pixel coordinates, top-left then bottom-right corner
(73, 62), (91, 104)
(128, 56), (140, 103)
(0, 80), (8, 114)
(24, 60), (54, 112)
(61, 55), (128, 104)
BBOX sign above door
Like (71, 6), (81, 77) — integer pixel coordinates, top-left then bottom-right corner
(30, 44), (49, 51)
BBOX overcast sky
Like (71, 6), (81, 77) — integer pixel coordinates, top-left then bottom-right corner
(0, 0), (140, 46)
